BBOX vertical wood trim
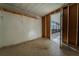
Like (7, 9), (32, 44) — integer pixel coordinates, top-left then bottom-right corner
(47, 15), (50, 38)
(76, 4), (78, 46)
(67, 5), (69, 45)
(78, 4), (79, 46)
(45, 16), (47, 37)
(49, 15), (50, 39)
(62, 9), (63, 46)
(42, 17), (45, 37)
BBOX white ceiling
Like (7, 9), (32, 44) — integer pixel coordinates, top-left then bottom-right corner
(7, 3), (64, 17)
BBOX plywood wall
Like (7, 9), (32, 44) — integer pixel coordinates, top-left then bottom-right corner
(68, 4), (77, 47)
(62, 7), (68, 44)
(62, 4), (79, 48)
(42, 15), (50, 38)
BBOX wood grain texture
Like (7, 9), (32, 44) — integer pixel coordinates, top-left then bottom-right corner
(42, 17), (46, 37)
(62, 6), (68, 44)
(68, 4), (77, 48)
(42, 15), (50, 38)
(78, 4), (79, 46)
(46, 15), (50, 38)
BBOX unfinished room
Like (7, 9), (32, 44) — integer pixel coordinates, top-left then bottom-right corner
(0, 3), (79, 56)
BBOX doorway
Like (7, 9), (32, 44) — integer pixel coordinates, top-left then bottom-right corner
(50, 12), (62, 46)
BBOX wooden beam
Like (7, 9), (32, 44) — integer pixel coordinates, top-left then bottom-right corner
(0, 6), (38, 19)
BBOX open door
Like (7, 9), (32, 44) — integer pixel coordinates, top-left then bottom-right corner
(50, 12), (62, 46)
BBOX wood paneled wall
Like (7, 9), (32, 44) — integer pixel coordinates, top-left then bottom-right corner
(62, 4), (79, 48)
(62, 6), (69, 45)
(42, 15), (50, 38)
(68, 4), (78, 48)
(42, 3), (79, 49)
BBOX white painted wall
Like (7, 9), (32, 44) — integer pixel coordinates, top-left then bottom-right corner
(0, 11), (42, 48)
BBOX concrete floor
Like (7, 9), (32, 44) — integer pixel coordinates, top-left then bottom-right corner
(0, 38), (49, 56)
(0, 33), (79, 56)
(50, 32), (60, 45)
(50, 32), (79, 56)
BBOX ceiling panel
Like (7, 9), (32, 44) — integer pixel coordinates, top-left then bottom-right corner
(5, 3), (65, 17)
